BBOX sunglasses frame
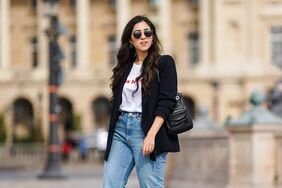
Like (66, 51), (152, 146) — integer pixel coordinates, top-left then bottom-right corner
(132, 29), (154, 39)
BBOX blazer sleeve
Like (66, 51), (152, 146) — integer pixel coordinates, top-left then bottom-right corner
(154, 55), (178, 120)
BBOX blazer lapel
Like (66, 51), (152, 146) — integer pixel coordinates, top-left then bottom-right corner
(116, 62), (134, 106)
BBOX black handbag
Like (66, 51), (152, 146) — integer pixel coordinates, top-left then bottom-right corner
(166, 93), (193, 134)
(156, 66), (193, 134)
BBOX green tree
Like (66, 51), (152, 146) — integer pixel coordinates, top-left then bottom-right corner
(72, 113), (82, 131)
(0, 113), (7, 143)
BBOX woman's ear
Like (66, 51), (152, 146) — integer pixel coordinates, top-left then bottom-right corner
(129, 41), (134, 48)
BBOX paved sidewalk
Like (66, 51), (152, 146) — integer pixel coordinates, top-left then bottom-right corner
(0, 162), (169, 188)
(0, 161), (203, 188)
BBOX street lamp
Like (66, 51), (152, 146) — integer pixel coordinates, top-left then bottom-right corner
(38, 0), (65, 179)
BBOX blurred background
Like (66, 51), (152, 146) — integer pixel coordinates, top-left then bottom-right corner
(0, 0), (282, 188)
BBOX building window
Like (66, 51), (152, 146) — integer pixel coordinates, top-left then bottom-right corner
(188, 32), (199, 66)
(108, 35), (117, 66)
(108, 0), (116, 8)
(31, 0), (37, 10)
(69, 0), (76, 7)
(149, 0), (159, 7)
(70, 35), (77, 68)
(271, 26), (282, 68)
(31, 36), (38, 68)
(92, 97), (111, 126)
(13, 98), (36, 142)
(190, 0), (198, 7)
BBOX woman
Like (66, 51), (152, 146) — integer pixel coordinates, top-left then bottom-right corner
(103, 15), (180, 188)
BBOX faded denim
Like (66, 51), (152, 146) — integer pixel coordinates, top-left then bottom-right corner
(103, 112), (167, 188)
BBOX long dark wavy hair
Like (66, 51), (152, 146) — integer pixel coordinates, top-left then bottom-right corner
(110, 15), (162, 97)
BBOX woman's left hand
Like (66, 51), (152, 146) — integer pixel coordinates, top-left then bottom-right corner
(142, 134), (155, 156)
(142, 116), (164, 156)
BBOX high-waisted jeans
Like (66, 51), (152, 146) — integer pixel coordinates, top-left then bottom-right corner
(103, 112), (167, 188)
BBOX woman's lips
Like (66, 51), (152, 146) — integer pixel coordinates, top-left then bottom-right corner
(140, 41), (148, 46)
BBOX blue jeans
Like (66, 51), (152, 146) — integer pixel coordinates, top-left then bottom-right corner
(103, 112), (167, 188)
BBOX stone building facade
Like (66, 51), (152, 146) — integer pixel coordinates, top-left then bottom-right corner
(0, 0), (281, 143)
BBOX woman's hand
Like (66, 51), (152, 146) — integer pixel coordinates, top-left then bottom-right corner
(142, 133), (155, 156)
(142, 116), (164, 156)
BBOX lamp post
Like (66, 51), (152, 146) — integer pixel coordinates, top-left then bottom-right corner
(38, 0), (64, 179)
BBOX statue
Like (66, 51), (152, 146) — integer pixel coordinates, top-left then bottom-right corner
(267, 79), (282, 117)
(226, 89), (282, 126)
(194, 105), (219, 129)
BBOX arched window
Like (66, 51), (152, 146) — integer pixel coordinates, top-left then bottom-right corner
(13, 98), (36, 142)
(92, 97), (111, 127)
(58, 97), (75, 132)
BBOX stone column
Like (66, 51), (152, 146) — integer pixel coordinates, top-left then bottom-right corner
(226, 91), (282, 188)
(228, 125), (281, 188)
(0, 0), (10, 70)
(36, 0), (49, 73)
(74, 94), (93, 134)
(158, 0), (171, 54)
(5, 105), (13, 145)
(116, 0), (131, 47)
(76, 0), (90, 70)
(199, 0), (211, 65)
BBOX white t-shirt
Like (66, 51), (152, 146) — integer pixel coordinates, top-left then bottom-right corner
(119, 63), (142, 113)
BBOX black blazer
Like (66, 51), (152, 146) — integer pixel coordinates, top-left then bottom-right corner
(104, 55), (180, 161)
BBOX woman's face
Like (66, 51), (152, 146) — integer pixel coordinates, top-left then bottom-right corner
(130, 21), (153, 53)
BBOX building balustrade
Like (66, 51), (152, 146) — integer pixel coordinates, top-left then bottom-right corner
(0, 143), (46, 168)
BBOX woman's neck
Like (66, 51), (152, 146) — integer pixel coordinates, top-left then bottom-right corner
(135, 51), (148, 65)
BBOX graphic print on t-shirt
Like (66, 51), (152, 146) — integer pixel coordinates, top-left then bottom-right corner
(119, 63), (143, 112)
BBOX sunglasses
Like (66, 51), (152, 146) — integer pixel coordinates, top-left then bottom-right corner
(132, 29), (154, 39)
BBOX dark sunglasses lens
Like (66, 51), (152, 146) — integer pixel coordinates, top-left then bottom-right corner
(133, 31), (142, 39)
(144, 30), (153, 37)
